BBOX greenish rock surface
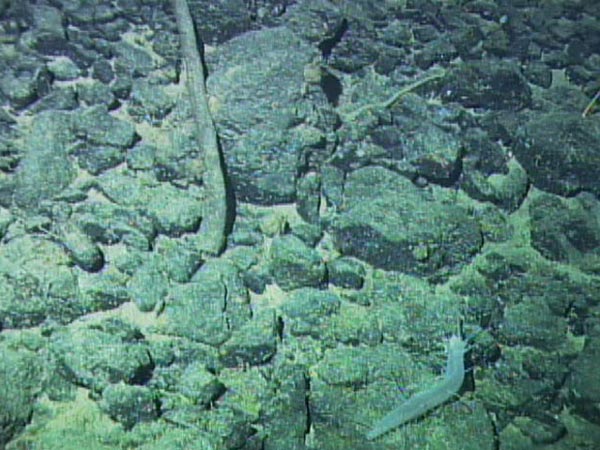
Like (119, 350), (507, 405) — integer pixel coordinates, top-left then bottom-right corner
(49, 321), (153, 393)
(0, 345), (43, 447)
(269, 234), (326, 290)
(332, 166), (482, 279)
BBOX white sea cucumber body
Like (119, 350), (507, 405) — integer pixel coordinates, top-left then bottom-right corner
(366, 335), (467, 440)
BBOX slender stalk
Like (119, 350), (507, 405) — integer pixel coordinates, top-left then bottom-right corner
(172, 0), (227, 256)
(582, 88), (600, 118)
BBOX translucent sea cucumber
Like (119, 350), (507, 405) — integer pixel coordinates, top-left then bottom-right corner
(366, 335), (467, 440)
